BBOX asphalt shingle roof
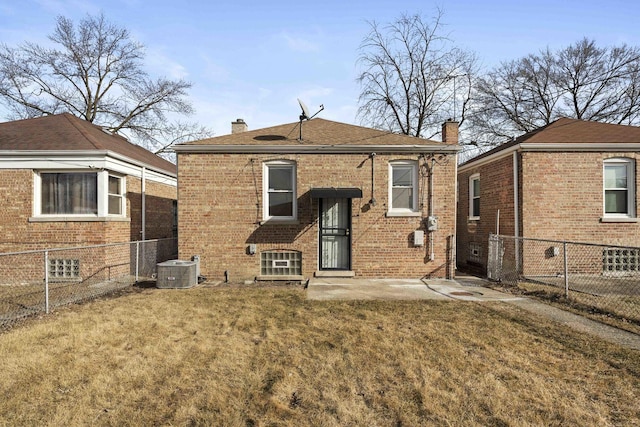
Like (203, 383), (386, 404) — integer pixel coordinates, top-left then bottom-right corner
(0, 113), (176, 175)
(462, 117), (640, 166)
(179, 118), (445, 146)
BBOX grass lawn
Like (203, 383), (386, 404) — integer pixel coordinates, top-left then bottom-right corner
(0, 285), (639, 426)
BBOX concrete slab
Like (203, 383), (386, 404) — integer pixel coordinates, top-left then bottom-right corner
(307, 277), (523, 302)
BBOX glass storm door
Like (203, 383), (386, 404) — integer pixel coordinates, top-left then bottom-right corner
(319, 198), (351, 270)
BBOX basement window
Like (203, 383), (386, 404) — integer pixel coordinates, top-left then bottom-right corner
(260, 250), (302, 276)
(469, 242), (482, 264)
(48, 258), (80, 280)
(602, 248), (640, 275)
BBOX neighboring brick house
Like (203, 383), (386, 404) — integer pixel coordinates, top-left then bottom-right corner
(175, 118), (460, 282)
(0, 113), (177, 254)
(457, 117), (640, 275)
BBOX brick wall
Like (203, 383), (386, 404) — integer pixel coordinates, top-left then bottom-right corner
(0, 169), (176, 253)
(457, 154), (516, 273)
(178, 152), (457, 281)
(128, 177), (177, 241)
(521, 151), (640, 245)
(458, 150), (640, 275)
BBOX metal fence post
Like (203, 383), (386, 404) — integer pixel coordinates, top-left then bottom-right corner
(563, 241), (569, 298)
(135, 240), (140, 283)
(44, 250), (49, 314)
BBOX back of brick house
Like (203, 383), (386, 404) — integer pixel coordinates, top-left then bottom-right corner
(0, 114), (177, 283)
(175, 118), (460, 282)
(457, 118), (640, 275)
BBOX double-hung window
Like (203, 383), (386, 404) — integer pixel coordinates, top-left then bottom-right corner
(469, 174), (480, 220)
(603, 158), (635, 218)
(108, 175), (125, 215)
(36, 171), (126, 218)
(263, 161), (296, 221)
(389, 161), (419, 214)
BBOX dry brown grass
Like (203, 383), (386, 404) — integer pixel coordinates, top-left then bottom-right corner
(0, 284), (639, 426)
(512, 281), (640, 336)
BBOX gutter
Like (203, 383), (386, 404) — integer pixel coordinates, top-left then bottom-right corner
(173, 144), (461, 155)
(0, 149), (177, 178)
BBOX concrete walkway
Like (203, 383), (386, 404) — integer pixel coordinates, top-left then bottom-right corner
(307, 275), (640, 351)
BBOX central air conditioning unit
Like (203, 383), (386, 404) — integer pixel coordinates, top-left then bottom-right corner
(156, 259), (198, 288)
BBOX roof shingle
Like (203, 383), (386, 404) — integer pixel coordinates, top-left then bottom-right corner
(0, 113), (176, 175)
(179, 118), (445, 147)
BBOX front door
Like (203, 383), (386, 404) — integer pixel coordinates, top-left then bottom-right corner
(319, 198), (351, 270)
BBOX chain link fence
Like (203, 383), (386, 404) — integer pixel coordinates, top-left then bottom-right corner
(488, 234), (640, 326)
(0, 238), (177, 329)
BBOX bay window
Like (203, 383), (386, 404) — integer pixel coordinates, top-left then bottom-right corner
(36, 171), (126, 218)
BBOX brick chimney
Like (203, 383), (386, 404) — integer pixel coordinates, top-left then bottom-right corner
(442, 119), (459, 144)
(231, 118), (248, 134)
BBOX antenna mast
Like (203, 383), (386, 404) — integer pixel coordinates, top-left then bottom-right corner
(297, 99), (324, 141)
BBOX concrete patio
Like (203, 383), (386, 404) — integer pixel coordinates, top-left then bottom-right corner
(307, 276), (523, 302)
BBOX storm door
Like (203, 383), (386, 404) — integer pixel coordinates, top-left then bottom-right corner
(319, 198), (351, 270)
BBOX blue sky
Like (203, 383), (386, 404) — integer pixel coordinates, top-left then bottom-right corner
(1, 0), (639, 138)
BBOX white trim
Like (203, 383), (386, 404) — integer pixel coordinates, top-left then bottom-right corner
(0, 151), (176, 186)
(0, 149), (175, 177)
(29, 216), (130, 223)
(385, 211), (421, 217)
(603, 158), (636, 219)
(174, 144), (461, 154)
(388, 160), (419, 214)
(600, 217), (640, 223)
(263, 160), (297, 222)
(469, 173), (480, 220)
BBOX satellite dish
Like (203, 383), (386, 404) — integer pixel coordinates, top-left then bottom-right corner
(298, 98), (311, 121)
(296, 98), (325, 141)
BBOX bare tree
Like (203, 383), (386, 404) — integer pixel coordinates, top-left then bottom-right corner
(472, 38), (640, 145)
(0, 13), (211, 156)
(356, 11), (477, 140)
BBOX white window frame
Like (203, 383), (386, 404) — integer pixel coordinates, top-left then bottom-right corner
(33, 170), (127, 218)
(603, 158), (635, 218)
(107, 174), (126, 216)
(469, 173), (480, 220)
(263, 160), (297, 222)
(388, 160), (419, 216)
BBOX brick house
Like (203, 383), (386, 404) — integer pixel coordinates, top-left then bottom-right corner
(174, 118), (460, 282)
(0, 113), (177, 253)
(457, 117), (640, 274)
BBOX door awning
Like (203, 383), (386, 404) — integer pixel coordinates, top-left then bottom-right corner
(309, 187), (363, 199)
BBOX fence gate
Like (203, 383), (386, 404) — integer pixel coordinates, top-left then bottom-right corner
(487, 234), (504, 281)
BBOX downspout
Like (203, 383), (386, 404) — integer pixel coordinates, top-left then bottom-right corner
(513, 152), (520, 271)
(429, 158), (435, 261)
(141, 167), (146, 241)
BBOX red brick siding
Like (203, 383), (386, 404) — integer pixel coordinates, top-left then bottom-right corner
(0, 169), (176, 253)
(178, 152), (457, 281)
(457, 154), (515, 273)
(128, 177), (177, 241)
(521, 152), (640, 245)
